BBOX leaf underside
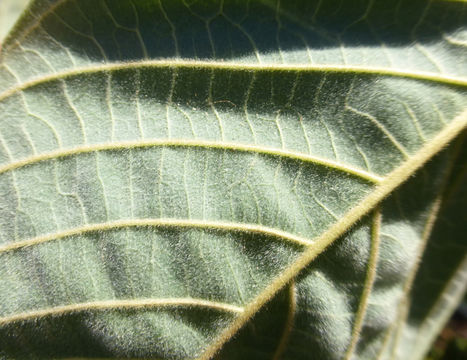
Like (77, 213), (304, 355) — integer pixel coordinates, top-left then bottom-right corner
(0, 1), (466, 360)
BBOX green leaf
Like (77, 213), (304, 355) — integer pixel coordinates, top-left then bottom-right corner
(0, 1), (466, 359)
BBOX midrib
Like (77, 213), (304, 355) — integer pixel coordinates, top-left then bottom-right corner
(197, 108), (467, 360)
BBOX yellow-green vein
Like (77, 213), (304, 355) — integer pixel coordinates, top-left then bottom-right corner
(272, 281), (297, 360)
(0, 218), (312, 254)
(0, 298), (244, 326)
(378, 135), (465, 359)
(344, 207), (382, 360)
(197, 108), (467, 360)
(1, 60), (467, 104)
(0, 139), (383, 183)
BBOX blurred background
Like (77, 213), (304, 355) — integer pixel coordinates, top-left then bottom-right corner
(0, 0), (29, 43)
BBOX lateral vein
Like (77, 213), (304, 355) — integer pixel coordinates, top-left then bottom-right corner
(0, 139), (383, 183)
(0, 60), (466, 104)
(0, 218), (312, 254)
(198, 108), (467, 360)
(344, 207), (382, 360)
(0, 298), (244, 326)
(382, 136), (465, 358)
(272, 281), (297, 360)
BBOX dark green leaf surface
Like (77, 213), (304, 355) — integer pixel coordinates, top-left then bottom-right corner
(0, 1), (466, 359)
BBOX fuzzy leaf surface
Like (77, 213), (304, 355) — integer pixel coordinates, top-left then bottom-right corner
(0, 1), (466, 359)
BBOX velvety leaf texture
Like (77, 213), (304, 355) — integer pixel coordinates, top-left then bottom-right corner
(0, 0), (466, 359)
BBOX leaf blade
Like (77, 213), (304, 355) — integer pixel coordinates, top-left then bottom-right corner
(0, 1), (466, 359)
